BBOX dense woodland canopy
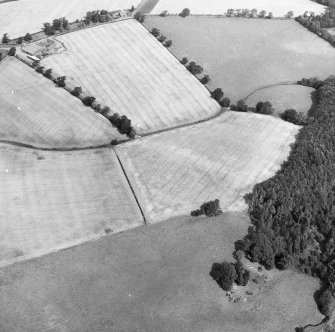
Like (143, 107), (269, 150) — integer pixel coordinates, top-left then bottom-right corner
(296, 0), (335, 45)
(236, 76), (335, 314)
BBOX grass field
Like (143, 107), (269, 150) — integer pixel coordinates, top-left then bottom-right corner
(150, 0), (325, 16)
(145, 17), (335, 103)
(42, 20), (220, 133)
(0, 57), (122, 148)
(246, 84), (315, 116)
(116, 112), (299, 223)
(0, 143), (144, 266)
(0, 0), (141, 38)
(0, 212), (322, 331)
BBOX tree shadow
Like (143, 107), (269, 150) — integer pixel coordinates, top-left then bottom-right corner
(307, 90), (319, 118)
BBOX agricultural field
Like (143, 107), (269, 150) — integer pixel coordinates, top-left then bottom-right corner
(42, 19), (220, 133)
(0, 212), (322, 332)
(150, 0), (326, 16)
(245, 84), (315, 116)
(116, 112), (300, 223)
(0, 57), (122, 148)
(145, 16), (335, 103)
(0, 0), (141, 38)
(0, 143), (144, 266)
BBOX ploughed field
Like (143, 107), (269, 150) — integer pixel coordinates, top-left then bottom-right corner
(41, 19), (221, 134)
(246, 84), (315, 116)
(0, 57), (121, 148)
(150, 0), (325, 16)
(0, 0), (141, 38)
(116, 112), (300, 223)
(145, 17), (335, 103)
(0, 143), (144, 266)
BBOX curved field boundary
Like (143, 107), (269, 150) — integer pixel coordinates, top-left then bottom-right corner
(243, 81), (297, 101)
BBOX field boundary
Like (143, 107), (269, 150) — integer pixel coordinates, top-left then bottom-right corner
(243, 81), (297, 101)
(113, 148), (148, 224)
(0, 221), (148, 269)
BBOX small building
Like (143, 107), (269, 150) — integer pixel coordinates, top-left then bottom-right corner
(22, 39), (64, 58)
(22, 43), (45, 57)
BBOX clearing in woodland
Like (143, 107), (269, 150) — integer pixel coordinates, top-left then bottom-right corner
(0, 143), (144, 266)
(116, 112), (300, 223)
(150, 0), (325, 16)
(145, 17), (335, 103)
(0, 57), (121, 148)
(42, 19), (221, 133)
(245, 84), (315, 116)
(0, 0), (140, 38)
(0, 213), (322, 332)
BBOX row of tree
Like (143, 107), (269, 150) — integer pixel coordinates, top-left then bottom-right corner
(84, 10), (113, 25)
(233, 100), (274, 115)
(150, 28), (172, 48)
(73, 91), (136, 138)
(179, 57), (231, 106)
(295, 3), (335, 46)
(43, 17), (69, 36)
(34, 65), (136, 138)
(149, 29), (232, 107)
(233, 76), (335, 316)
(225, 8), (275, 19)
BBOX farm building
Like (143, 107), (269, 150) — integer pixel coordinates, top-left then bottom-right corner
(22, 39), (64, 58)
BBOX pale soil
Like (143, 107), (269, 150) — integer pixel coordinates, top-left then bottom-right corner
(145, 17), (335, 103)
(0, 0), (141, 38)
(0, 143), (144, 266)
(150, 0), (325, 16)
(0, 57), (122, 148)
(0, 212), (322, 331)
(116, 112), (299, 223)
(42, 20), (220, 133)
(246, 84), (315, 116)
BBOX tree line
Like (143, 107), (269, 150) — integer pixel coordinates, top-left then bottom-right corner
(295, 4), (335, 46)
(150, 27), (172, 48)
(149, 28), (231, 107)
(34, 65), (136, 138)
(43, 17), (69, 36)
(230, 76), (335, 317)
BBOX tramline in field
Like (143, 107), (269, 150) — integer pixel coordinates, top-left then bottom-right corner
(0, 143), (144, 266)
(0, 0), (141, 38)
(116, 112), (300, 223)
(41, 19), (221, 133)
(0, 57), (122, 148)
